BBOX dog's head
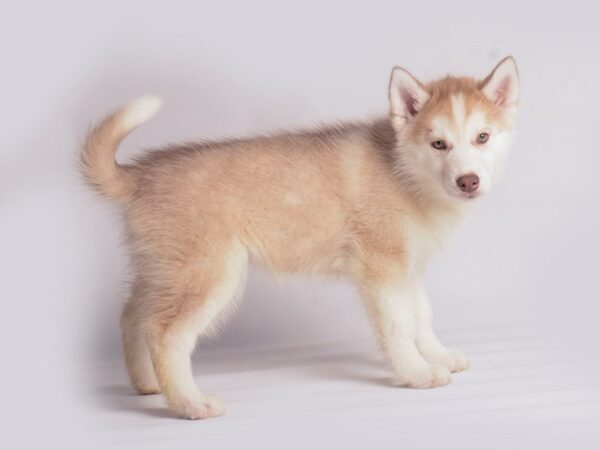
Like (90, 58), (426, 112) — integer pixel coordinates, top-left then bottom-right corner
(388, 57), (519, 201)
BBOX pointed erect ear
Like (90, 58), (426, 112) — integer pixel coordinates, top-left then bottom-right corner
(388, 66), (430, 127)
(480, 56), (519, 107)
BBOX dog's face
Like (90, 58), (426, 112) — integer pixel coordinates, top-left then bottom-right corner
(388, 57), (519, 201)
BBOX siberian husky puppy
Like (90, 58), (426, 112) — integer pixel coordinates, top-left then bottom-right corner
(82, 57), (519, 419)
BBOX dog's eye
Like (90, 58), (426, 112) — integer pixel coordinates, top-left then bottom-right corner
(477, 132), (490, 144)
(431, 140), (447, 150)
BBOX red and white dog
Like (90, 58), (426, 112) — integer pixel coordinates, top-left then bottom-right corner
(82, 57), (519, 419)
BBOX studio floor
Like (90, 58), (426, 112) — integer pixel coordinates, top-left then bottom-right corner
(88, 326), (600, 449)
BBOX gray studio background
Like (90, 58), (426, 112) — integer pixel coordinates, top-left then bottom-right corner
(1, 0), (598, 445)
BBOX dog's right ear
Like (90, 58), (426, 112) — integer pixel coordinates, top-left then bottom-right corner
(388, 67), (430, 129)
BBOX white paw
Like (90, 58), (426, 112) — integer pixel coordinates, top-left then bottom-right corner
(436, 350), (470, 373)
(421, 348), (470, 373)
(446, 350), (469, 373)
(173, 394), (226, 420)
(395, 364), (452, 389)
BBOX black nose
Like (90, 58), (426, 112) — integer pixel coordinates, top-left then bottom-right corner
(456, 174), (479, 193)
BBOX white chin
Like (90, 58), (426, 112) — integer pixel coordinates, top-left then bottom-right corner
(445, 189), (482, 200)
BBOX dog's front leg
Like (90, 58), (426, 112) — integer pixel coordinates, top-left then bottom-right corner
(413, 278), (470, 373)
(360, 277), (452, 388)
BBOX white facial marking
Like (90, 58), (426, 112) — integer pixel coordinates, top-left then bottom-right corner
(450, 94), (466, 143)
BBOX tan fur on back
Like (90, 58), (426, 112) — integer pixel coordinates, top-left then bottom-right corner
(126, 120), (431, 280)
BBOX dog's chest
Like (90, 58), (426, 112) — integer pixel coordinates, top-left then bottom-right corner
(402, 208), (462, 268)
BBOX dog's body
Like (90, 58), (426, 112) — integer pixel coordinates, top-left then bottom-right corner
(82, 58), (519, 419)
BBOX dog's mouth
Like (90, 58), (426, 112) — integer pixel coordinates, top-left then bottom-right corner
(463, 191), (482, 200)
(443, 186), (481, 200)
(444, 187), (483, 201)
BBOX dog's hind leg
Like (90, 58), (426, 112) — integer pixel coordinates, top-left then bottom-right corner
(146, 241), (248, 419)
(121, 278), (160, 395)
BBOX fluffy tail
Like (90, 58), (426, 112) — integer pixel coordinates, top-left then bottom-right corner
(80, 95), (163, 202)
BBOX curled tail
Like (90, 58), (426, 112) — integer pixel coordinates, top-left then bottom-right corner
(80, 95), (162, 202)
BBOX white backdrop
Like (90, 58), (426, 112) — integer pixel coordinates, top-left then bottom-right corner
(1, 1), (599, 445)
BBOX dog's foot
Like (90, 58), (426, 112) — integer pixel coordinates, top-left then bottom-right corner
(394, 364), (452, 388)
(135, 384), (161, 395)
(419, 346), (469, 373)
(172, 395), (226, 420)
(130, 372), (161, 395)
(445, 350), (469, 373)
(422, 349), (469, 373)
(132, 380), (160, 395)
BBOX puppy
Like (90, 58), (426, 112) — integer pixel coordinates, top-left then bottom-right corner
(82, 57), (519, 419)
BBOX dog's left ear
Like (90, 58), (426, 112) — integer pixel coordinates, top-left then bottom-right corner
(480, 56), (519, 107)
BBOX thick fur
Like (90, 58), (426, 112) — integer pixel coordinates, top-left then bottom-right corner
(82, 58), (519, 419)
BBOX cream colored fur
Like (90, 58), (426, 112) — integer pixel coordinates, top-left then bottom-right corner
(81, 57), (519, 419)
